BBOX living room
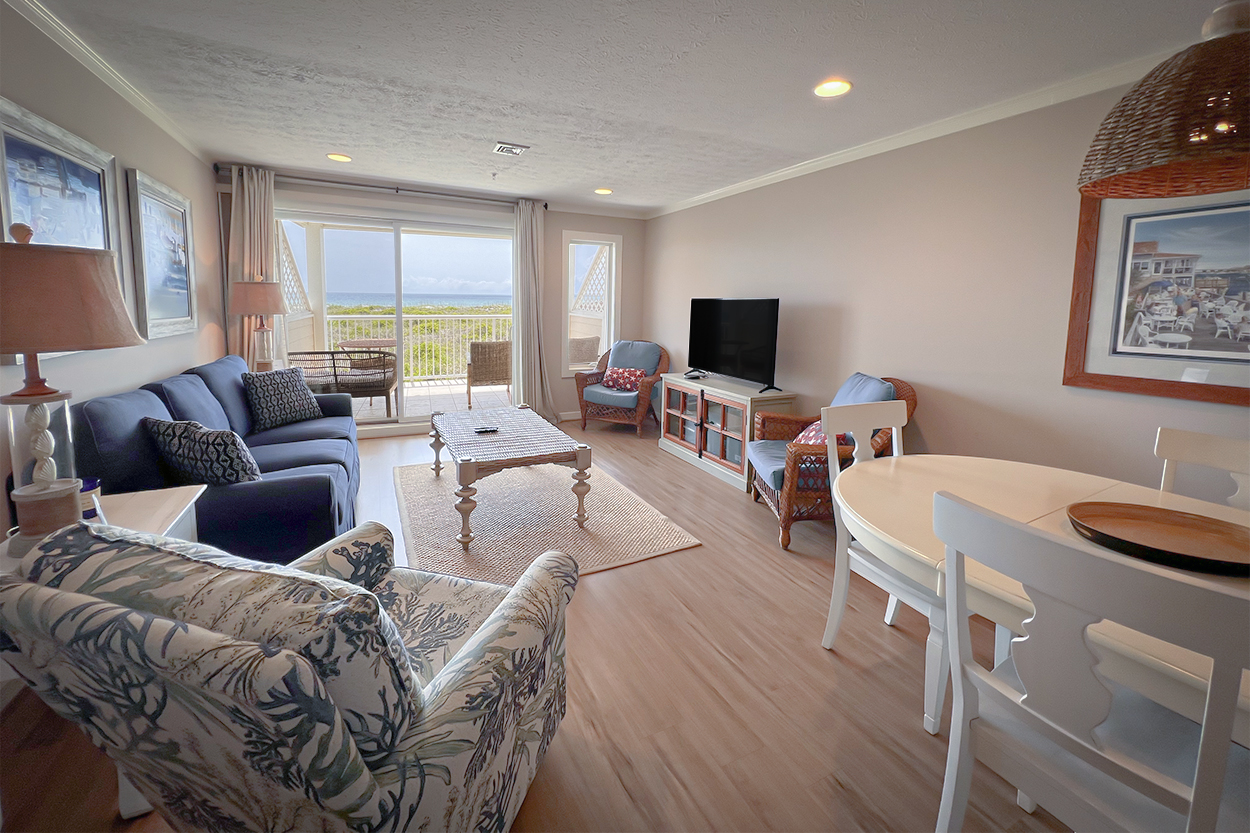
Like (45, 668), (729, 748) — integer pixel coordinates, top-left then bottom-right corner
(1, 1), (1248, 831)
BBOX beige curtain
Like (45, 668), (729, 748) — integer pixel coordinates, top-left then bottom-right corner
(226, 165), (276, 366)
(513, 199), (558, 420)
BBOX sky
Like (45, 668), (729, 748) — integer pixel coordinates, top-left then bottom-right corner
(1128, 205), (1249, 270)
(282, 221), (513, 296)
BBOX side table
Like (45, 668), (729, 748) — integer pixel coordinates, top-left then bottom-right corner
(1, 483), (205, 824)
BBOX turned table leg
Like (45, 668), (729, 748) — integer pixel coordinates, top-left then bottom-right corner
(430, 413), (445, 475)
(454, 458), (479, 551)
(571, 444), (592, 528)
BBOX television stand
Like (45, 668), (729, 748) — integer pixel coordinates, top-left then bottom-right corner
(758, 384), (781, 393)
(658, 373), (796, 491)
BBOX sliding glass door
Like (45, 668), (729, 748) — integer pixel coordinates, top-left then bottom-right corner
(277, 213), (513, 424)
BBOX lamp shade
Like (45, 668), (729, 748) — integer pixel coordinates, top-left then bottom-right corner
(1078, 4), (1249, 198)
(228, 280), (288, 316)
(0, 242), (145, 354)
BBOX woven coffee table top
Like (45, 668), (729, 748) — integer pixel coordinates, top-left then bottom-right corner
(432, 406), (582, 465)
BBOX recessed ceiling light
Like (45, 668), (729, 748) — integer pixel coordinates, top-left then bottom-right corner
(814, 78), (852, 98)
(326, 153), (352, 162)
(594, 188), (613, 195)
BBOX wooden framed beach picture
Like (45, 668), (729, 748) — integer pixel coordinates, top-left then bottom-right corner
(1064, 189), (1250, 406)
(129, 169), (196, 338)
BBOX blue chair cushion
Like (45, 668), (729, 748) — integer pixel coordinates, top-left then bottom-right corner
(249, 439), (356, 477)
(746, 439), (789, 491)
(142, 374), (231, 431)
(246, 415), (357, 447)
(185, 355), (252, 436)
(582, 383), (639, 408)
(72, 390), (172, 493)
(608, 340), (661, 375)
(830, 372), (895, 407)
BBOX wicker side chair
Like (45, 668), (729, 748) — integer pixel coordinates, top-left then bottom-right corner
(289, 349), (399, 417)
(575, 341), (670, 436)
(750, 376), (918, 548)
(467, 340), (512, 409)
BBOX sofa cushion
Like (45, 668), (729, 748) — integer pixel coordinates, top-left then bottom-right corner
(603, 366), (647, 391)
(246, 415), (356, 447)
(71, 390), (172, 493)
(830, 372), (895, 407)
(249, 437), (356, 476)
(582, 382), (639, 408)
(142, 417), (262, 486)
(21, 522), (418, 770)
(185, 355), (253, 436)
(141, 374), (231, 431)
(746, 439), (789, 491)
(243, 367), (324, 432)
(607, 340), (661, 375)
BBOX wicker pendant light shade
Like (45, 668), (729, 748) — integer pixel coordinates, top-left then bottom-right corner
(1078, 2), (1249, 198)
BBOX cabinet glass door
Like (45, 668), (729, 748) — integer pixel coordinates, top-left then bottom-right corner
(700, 394), (746, 473)
(662, 382), (700, 451)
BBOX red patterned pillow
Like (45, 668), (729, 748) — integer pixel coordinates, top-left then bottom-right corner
(793, 420), (847, 447)
(603, 366), (647, 391)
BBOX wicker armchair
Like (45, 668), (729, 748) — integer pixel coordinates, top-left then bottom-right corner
(751, 377), (917, 548)
(575, 341), (670, 436)
(289, 349), (399, 417)
(467, 340), (512, 409)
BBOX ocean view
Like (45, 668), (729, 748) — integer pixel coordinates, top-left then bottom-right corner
(326, 291), (512, 309)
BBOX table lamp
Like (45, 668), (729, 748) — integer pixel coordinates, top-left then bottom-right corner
(228, 279), (287, 368)
(1, 225), (145, 558)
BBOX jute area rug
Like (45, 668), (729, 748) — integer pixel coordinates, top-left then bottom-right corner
(394, 462), (701, 585)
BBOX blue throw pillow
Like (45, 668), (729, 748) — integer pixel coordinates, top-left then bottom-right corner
(830, 372), (895, 407)
(142, 417), (262, 486)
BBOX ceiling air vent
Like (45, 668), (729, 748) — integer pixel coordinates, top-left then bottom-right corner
(493, 141), (530, 156)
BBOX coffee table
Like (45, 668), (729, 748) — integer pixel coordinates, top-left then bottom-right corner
(430, 406), (592, 551)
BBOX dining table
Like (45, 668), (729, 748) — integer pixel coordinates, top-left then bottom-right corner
(832, 453), (1250, 745)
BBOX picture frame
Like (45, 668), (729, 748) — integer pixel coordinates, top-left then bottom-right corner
(128, 169), (197, 338)
(1063, 189), (1250, 406)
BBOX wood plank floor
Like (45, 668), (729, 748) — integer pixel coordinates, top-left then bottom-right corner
(0, 421), (1065, 832)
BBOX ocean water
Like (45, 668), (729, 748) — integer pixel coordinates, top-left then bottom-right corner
(326, 291), (511, 308)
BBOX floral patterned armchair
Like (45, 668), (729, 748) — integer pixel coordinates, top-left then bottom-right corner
(0, 521), (577, 832)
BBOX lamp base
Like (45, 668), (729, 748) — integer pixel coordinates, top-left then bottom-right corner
(7, 478), (82, 560)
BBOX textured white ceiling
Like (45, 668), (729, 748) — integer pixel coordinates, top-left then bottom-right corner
(26, 0), (1218, 213)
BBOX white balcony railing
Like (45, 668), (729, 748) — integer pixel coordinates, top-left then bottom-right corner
(326, 314), (512, 381)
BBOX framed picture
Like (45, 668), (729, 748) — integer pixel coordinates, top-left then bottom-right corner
(1063, 189), (1250, 406)
(129, 170), (196, 338)
(0, 97), (124, 262)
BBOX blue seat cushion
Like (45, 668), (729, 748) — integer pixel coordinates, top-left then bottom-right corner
(582, 383), (639, 408)
(249, 438), (356, 477)
(142, 374), (231, 431)
(746, 440), (789, 491)
(831, 372), (895, 407)
(608, 340), (661, 375)
(72, 390), (172, 493)
(246, 415), (357, 446)
(185, 355), (252, 436)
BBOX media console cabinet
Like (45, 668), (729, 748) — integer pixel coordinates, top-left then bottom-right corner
(658, 373), (797, 490)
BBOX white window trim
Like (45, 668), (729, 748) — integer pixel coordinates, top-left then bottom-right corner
(561, 230), (622, 378)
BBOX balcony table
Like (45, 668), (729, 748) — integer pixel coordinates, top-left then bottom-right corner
(832, 454), (1250, 744)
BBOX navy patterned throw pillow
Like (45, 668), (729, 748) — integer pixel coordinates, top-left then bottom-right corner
(142, 418), (262, 486)
(242, 367), (323, 432)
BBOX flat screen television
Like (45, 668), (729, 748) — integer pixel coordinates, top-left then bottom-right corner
(688, 298), (780, 391)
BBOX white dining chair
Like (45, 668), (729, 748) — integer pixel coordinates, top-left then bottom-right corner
(1155, 426), (1250, 511)
(933, 491), (1249, 833)
(820, 399), (951, 734)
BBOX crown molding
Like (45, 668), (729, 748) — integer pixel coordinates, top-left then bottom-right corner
(545, 200), (649, 220)
(646, 48), (1175, 219)
(5, 0), (209, 164)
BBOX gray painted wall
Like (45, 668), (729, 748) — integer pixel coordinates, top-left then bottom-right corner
(640, 88), (1249, 502)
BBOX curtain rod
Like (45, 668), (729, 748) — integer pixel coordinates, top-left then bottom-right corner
(213, 163), (544, 209)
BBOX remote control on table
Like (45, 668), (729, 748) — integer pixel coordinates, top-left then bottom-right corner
(474, 426), (498, 433)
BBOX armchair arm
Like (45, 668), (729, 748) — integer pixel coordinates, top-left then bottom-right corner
(379, 552), (579, 830)
(287, 521), (394, 590)
(575, 369), (605, 395)
(754, 411), (818, 441)
(314, 392), (353, 417)
(634, 372), (662, 413)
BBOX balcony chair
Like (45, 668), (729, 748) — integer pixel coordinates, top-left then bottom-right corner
(567, 335), (601, 365)
(748, 373), (917, 549)
(933, 492), (1248, 832)
(0, 521), (578, 833)
(289, 349), (399, 417)
(576, 340), (670, 436)
(467, 340), (512, 409)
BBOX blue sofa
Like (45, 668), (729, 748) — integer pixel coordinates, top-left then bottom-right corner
(72, 356), (359, 563)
